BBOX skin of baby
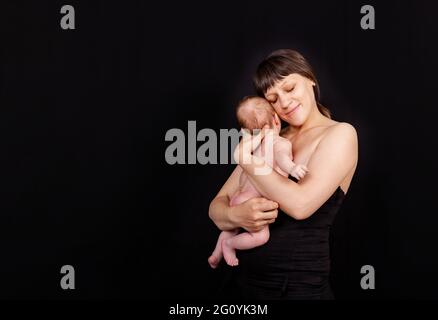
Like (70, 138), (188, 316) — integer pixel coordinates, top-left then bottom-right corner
(208, 98), (308, 268)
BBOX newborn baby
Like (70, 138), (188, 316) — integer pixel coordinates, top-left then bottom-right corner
(208, 96), (308, 268)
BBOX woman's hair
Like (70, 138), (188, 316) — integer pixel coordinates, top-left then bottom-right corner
(253, 49), (331, 118)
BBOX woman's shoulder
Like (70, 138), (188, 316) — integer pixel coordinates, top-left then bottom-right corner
(323, 121), (357, 140)
(317, 121), (358, 153)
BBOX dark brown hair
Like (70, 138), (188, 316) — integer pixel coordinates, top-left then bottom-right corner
(253, 49), (331, 118)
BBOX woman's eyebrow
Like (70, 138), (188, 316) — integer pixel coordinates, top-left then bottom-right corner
(281, 81), (293, 89)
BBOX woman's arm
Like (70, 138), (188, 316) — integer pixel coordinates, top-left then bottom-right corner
(208, 165), (279, 232)
(239, 122), (358, 220)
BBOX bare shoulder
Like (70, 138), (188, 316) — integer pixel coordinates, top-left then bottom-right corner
(324, 122), (357, 140)
(318, 121), (358, 152)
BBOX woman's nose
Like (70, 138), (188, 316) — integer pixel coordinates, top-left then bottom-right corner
(278, 94), (291, 109)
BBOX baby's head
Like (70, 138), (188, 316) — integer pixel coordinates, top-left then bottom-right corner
(236, 96), (280, 133)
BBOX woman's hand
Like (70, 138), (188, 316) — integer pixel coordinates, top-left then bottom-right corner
(233, 127), (268, 165)
(228, 197), (279, 232)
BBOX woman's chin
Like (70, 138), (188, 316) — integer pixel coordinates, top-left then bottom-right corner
(287, 115), (305, 127)
(281, 112), (305, 126)
(284, 110), (305, 126)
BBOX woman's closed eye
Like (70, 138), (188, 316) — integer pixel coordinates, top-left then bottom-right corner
(266, 97), (277, 104)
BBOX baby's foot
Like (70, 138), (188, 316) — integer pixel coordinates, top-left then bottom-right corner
(208, 230), (239, 269)
(290, 164), (309, 180)
(222, 239), (239, 267)
(208, 252), (222, 269)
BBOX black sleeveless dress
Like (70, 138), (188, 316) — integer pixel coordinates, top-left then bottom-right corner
(222, 178), (346, 300)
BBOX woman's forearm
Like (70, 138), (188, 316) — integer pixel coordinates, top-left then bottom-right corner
(236, 122), (358, 220)
(208, 195), (238, 231)
(242, 156), (306, 219)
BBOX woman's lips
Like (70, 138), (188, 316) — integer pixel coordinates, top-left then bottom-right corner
(285, 104), (301, 116)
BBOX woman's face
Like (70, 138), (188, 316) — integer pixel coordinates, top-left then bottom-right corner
(264, 73), (317, 127)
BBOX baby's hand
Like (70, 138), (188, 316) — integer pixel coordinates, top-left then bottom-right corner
(290, 164), (309, 180)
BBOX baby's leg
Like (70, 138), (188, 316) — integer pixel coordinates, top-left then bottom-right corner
(208, 229), (239, 269)
(222, 226), (270, 267)
(210, 176), (262, 268)
(229, 188), (260, 207)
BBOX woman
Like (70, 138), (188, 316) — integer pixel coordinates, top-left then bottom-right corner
(209, 49), (358, 299)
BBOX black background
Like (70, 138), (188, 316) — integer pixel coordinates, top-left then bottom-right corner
(1, 0), (437, 300)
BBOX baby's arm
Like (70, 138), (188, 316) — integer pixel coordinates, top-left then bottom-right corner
(274, 139), (308, 180)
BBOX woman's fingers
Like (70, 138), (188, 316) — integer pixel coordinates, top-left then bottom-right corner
(241, 198), (278, 232)
(237, 126), (278, 165)
(246, 125), (271, 151)
(235, 129), (264, 163)
(234, 129), (253, 163)
(241, 128), (252, 142)
(261, 209), (278, 220)
(254, 217), (277, 231)
(254, 198), (278, 212)
(248, 129), (265, 152)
